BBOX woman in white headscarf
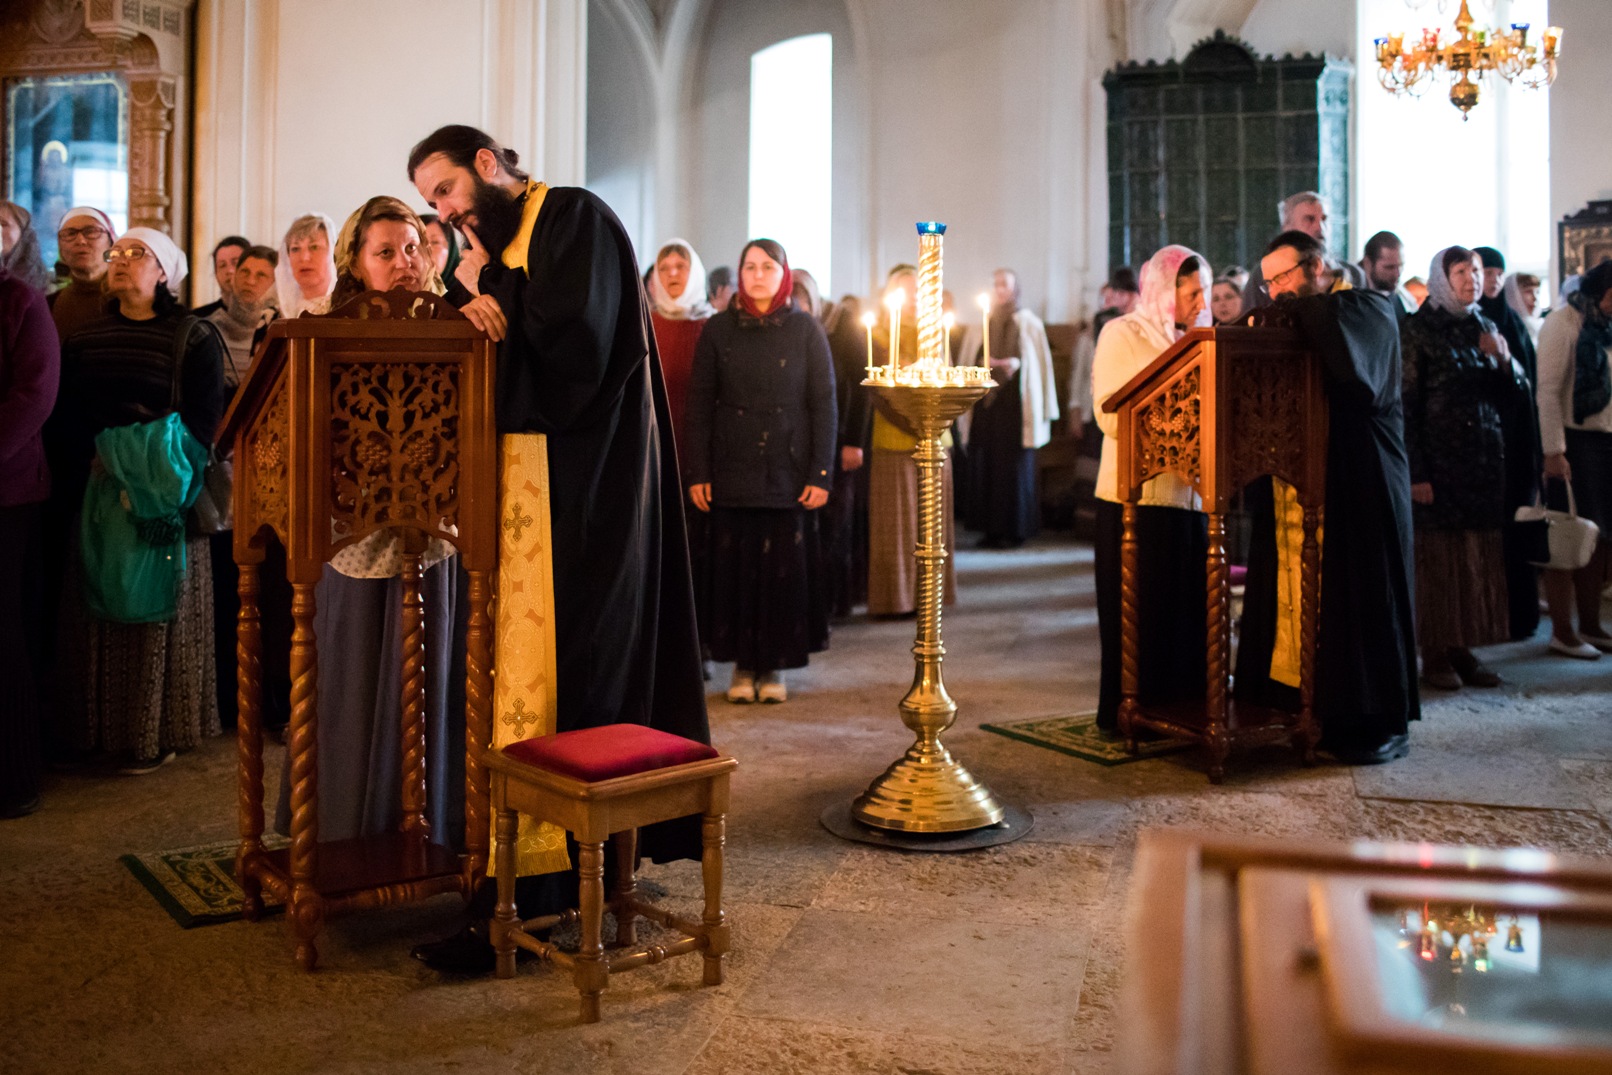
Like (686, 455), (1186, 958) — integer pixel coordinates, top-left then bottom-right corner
(1400, 245), (1535, 688)
(1090, 244), (1212, 734)
(53, 226), (227, 772)
(276, 212), (338, 317)
(647, 239), (715, 456)
(1504, 271), (1545, 347)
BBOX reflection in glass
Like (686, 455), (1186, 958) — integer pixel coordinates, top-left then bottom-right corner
(4, 73), (130, 270)
(1372, 900), (1612, 1037)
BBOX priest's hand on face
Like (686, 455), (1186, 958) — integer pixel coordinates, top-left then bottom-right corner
(689, 483), (712, 512)
(840, 446), (864, 473)
(798, 485), (830, 510)
(1544, 454), (1572, 482)
(460, 294), (508, 342)
(456, 225), (491, 297)
(1411, 482), (1434, 505)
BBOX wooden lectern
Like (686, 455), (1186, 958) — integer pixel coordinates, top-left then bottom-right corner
(217, 290), (497, 969)
(1101, 326), (1327, 782)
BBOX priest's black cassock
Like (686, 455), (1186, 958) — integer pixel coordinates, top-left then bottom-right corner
(483, 185), (709, 863)
(1233, 289), (1421, 758)
(1478, 289), (1546, 641)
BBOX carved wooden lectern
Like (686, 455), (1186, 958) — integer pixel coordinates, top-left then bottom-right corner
(217, 290), (497, 969)
(1101, 326), (1327, 782)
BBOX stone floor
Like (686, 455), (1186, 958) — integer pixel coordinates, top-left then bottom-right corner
(4, 538), (1611, 1074)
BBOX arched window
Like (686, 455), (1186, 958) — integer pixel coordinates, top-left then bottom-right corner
(749, 33), (833, 294)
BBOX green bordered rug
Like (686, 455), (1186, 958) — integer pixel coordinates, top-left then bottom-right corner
(981, 712), (1190, 766)
(120, 835), (288, 928)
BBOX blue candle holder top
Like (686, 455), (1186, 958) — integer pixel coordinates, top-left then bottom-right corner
(916, 221), (947, 235)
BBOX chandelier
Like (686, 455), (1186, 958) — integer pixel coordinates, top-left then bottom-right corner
(1373, 0), (1561, 119)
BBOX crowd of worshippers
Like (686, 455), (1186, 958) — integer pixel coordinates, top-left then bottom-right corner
(6, 172), (1612, 824)
(0, 171), (1058, 824)
(1078, 189), (1612, 767)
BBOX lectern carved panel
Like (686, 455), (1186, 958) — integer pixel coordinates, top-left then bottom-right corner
(245, 380), (290, 545)
(1226, 361), (1307, 488)
(329, 362), (461, 541)
(1136, 366), (1202, 487)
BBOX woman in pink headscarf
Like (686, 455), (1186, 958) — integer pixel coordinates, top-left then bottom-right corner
(1090, 245), (1213, 734)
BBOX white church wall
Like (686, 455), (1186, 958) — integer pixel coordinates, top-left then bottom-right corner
(595, 0), (1115, 321)
(190, 0), (586, 306)
(1548, 0), (1612, 280)
(586, 0), (656, 257)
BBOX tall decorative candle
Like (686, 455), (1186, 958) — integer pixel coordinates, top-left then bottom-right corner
(886, 289), (905, 373)
(862, 310), (877, 380)
(977, 293), (992, 366)
(942, 311), (956, 366)
(914, 222), (946, 368)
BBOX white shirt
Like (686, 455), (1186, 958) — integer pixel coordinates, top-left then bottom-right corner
(1091, 312), (1201, 510)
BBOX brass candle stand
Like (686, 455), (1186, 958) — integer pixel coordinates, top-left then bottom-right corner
(822, 222), (1031, 849)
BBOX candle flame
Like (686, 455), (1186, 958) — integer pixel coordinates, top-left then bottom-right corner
(942, 312), (956, 329)
(886, 290), (906, 310)
(976, 292), (991, 311)
(861, 311), (877, 327)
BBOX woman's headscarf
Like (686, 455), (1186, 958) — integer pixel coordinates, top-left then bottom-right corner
(735, 238), (792, 319)
(121, 226), (188, 298)
(329, 196), (444, 302)
(58, 206), (118, 241)
(649, 239), (715, 320)
(1134, 244), (1212, 342)
(0, 200), (49, 291)
(421, 213), (460, 286)
(276, 212), (338, 317)
(1425, 246), (1482, 317)
(1504, 272), (1543, 330)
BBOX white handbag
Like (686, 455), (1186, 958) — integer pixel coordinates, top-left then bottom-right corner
(1515, 481), (1600, 571)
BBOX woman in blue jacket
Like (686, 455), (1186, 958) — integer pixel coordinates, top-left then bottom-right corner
(684, 239), (837, 703)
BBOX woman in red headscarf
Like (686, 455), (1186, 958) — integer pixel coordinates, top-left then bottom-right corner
(683, 239), (838, 703)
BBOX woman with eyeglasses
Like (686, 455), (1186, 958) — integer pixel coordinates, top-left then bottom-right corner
(52, 229), (227, 773)
(46, 207), (117, 342)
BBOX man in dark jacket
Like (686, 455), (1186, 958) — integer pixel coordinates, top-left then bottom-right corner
(407, 124), (708, 973)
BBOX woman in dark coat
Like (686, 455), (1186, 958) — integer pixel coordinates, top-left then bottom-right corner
(1401, 245), (1536, 690)
(684, 239), (837, 704)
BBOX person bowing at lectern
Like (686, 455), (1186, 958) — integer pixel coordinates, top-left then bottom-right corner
(406, 125), (709, 974)
(1232, 229), (1419, 765)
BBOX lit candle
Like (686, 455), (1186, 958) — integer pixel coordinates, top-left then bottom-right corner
(886, 289), (906, 373)
(1543, 26), (1562, 55)
(942, 311), (956, 365)
(977, 292), (991, 367)
(861, 310), (877, 381)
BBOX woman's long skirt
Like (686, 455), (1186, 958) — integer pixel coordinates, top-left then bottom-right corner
(77, 535), (221, 760)
(274, 559), (461, 844)
(1093, 499), (1208, 732)
(701, 506), (828, 674)
(867, 448), (957, 615)
(1413, 528), (1508, 651)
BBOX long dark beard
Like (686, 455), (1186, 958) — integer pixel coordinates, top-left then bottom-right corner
(469, 177), (525, 255)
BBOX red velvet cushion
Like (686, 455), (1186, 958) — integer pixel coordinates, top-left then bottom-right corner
(503, 724), (719, 782)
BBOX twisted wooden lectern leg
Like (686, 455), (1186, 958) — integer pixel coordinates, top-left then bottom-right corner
(463, 569), (494, 886)
(1204, 511), (1231, 785)
(1298, 505), (1322, 763)
(235, 560), (265, 919)
(398, 552), (428, 836)
(1118, 503), (1141, 752)
(287, 580), (323, 970)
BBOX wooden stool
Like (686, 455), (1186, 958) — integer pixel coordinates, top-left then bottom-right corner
(483, 724), (737, 1023)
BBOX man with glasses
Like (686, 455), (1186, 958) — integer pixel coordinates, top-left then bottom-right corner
(1233, 228), (1420, 766)
(1240, 192), (1365, 318)
(47, 207), (117, 342)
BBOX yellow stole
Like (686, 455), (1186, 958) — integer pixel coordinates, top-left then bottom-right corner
(1268, 278), (1349, 687)
(488, 179), (569, 879)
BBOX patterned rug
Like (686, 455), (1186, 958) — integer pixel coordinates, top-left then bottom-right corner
(120, 836), (288, 928)
(981, 712), (1190, 766)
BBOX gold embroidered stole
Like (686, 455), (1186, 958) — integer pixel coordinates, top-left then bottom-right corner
(487, 180), (568, 879)
(1269, 277), (1345, 687)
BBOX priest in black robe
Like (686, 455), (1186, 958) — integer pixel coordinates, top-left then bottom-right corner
(1233, 230), (1420, 764)
(406, 124), (709, 971)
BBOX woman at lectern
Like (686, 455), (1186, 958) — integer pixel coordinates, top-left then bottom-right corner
(271, 196), (462, 845)
(1090, 245), (1213, 734)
